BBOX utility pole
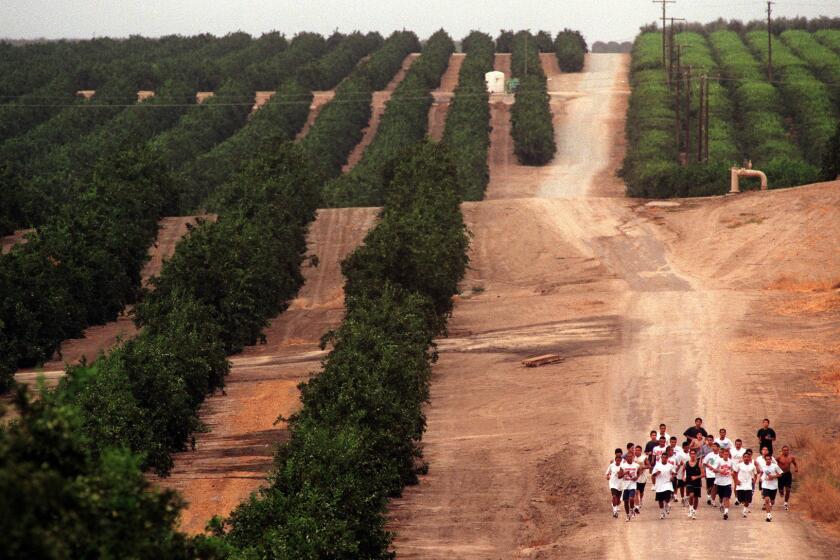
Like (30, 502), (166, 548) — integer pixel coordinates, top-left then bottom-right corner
(767, 1), (774, 81)
(668, 17), (685, 85)
(654, 0), (677, 68)
(675, 46), (682, 163)
(685, 65), (692, 165)
(698, 74), (706, 163)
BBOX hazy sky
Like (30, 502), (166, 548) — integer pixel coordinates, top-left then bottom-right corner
(3, 1), (840, 43)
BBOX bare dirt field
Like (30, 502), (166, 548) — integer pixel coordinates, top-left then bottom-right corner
(342, 53), (419, 172)
(388, 53), (840, 559)
(14, 215), (210, 386)
(427, 53), (464, 142)
(161, 207), (377, 534)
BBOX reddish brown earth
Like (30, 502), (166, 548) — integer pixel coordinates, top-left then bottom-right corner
(388, 53), (840, 558)
(161, 207), (378, 534)
(427, 53), (464, 142)
(1, 228), (34, 254)
(14, 215), (210, 386)
(294, 90), (336, 140)
(343, 53), (420, 172)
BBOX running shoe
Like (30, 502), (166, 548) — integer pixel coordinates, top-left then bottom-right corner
(766, 514), (772, 522)
(660, 512), (665, 520)
(706, 498), (712, 506)
(612, 510), (618, 518)
(634, 506), (640, 514)
(626, 515), (631, 522)
(691, 511), (697, 519)
(723, 512), (728, 520)
(783, 503), (789, 511)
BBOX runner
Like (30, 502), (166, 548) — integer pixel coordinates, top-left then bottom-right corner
(625, 442), (635, 461)
(652, 436), (668, 470)
(651, 453), (676, 520)
(618, 453), (640, 522)
(776, 445), (799, 511)
(689, 432), (705, 453)
(757, 418), (777, 456)
(669, 440), (690, 505)
(683, 417), (708, 444)
(605, 449), (623, 518)
(715, 428), (733, 450)
(702, 439), (720, 507)
(760, 453), (784, 522)
(633, 445), (649, 513)
(754, 445), (777, 494)
(735, 450), (758, 518)
(712, 447), (735, 520)
(684, 448), (703, 519)
(644, 431), (659, 468)
(657, 423), (671, 444)
(731, 439), (746, 505)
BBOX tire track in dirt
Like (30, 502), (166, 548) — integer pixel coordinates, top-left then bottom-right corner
(160, 207), (378, 535)
(342, 53), (419, 172)
(389, 53), (839, 558)
(426, 53), (464, 142)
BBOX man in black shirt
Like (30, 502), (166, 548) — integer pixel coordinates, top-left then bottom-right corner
(644, 431), (659, 466)
(757, 418), (777, 456)
(683, 417), (708, 443)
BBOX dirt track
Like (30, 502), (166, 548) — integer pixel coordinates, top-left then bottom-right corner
(14, 215), (209, 386)
(388, 53), (840, 558)
(161, 207), (377, 534)
(295, 91), (336, 140)
(426, 53), (464, 142)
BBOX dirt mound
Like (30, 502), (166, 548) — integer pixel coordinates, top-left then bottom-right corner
(161, 207), (377, 535)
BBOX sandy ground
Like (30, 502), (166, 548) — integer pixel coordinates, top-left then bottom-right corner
(388, 53), (840, 558)
(161, 207), (378, 534)
(427, 53), (464, 142)
(14, 215), (209, 386)
(342, 53), (419, 172)
(294, 91), (336, 140)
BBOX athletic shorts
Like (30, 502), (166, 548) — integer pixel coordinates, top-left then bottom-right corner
(676, 479), (686, 488)
(762, 488), (778, 501)
(779, 472), (793, 489)
(687, 485), (702, 497)
(706, 478), (716, 492)
(655, 490), (673, 503)
(736, 489), (753, 503)
(636, 482), (646, 494)
(715, 484), (732, 499)
(622, 489), (636, 501)
(611, 488), (621, 498)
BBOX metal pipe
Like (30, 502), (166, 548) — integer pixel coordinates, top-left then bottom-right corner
(730, 167), (768, 193)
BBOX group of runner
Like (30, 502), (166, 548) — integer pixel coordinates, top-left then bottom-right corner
(606, 418), (799, 523)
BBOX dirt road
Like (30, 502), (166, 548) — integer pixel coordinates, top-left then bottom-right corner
(427, 53), (464, 142)
(389, 53), (839, 558)
(161, 207), (377, 534)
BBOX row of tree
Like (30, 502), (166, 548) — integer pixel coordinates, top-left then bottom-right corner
(554, 29), (588, 71)
(222, 141), (470, 558)
(322, 30), (455, 206)
(442, 31), (495, 200)
(509, 31), (556, 165)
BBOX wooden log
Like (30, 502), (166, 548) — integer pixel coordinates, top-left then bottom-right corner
(522, 353), (564, 367)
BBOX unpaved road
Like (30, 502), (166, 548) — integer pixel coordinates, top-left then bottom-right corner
(161, 207), (377, 534)
(427, 53), (464, 142)
(388, 53), (839, 558)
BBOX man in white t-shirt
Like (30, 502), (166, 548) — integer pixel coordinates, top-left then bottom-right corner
(668, 440), (689, 506)
(657, 423), (671, 445)
(605, 449), (623, 518)
(651, 454), (676, 520)
(633, 445), (649, 513)
(715, 428), (734, 451)
(711, 447), (735, 520)
(702, 440), (721, 507)
(735, 450), (758, 517)
(652, 436), (668, 471)
(730, 439), (746, 505)
(760, 454), (784, 522)
(618, 455), (640, 522)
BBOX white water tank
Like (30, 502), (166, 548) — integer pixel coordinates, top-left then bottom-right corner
(485, 71), (505, 93)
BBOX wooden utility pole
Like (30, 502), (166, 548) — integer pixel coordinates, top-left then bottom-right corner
(668, 17), (685, 84)
(685, 65), (692, 164)
(767, 1), (774, 81)
(654, 0), (677, 68)
(674, 46), (682, 163)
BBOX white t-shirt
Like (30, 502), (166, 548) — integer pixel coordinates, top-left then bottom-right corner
(714, 458), (736, 486)
(760, 462), (784, 490)
(606, 462), (622, 490)
(715, 437), (733, 450)
(634, 455), (649, 483)
(619, 460), (639, 491)
(703, 453), (720, 479)
(652, 462), (675, 493)
(668, 449), (687, 479)
(656, 432), (672, 444)
(735, 461), (757, 490)
(652, 445), (668, 465)
(730, 446), (746, 462)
